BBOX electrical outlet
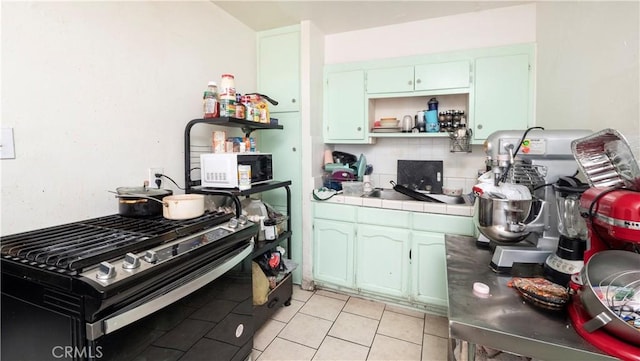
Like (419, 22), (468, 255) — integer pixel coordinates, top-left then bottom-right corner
(148, 167), (164, 189)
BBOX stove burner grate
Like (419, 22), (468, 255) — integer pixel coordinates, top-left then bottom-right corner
(0, 211), (232, 273)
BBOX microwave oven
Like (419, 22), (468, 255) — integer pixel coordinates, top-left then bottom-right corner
(200, 153), (273, 188)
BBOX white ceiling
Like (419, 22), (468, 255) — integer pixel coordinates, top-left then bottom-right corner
(212, 1), (530, 34)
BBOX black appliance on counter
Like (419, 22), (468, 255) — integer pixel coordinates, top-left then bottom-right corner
(397, 160), (443, 194)
(1, 211), (258, 361)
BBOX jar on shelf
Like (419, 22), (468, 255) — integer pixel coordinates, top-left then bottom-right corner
(220, 73), (236, 97)
(203, 81), (219, 118)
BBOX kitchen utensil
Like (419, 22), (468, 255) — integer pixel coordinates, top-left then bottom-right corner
(162, 194), (205, 220)
(324, 163), (351, 172)
(579, 250), (640, 346)
(115, 186), (173, 218)
(332, 151), (358, 166)
(543, 177), (589, 287)
(572, 128), (640, 190)
(331, 169), (356, 182)
(371, 127), (401, 133)
(114, 192), (204, 220)
(390, 181), (444, 203)
(475, 195), (546, 243)
(401, 115), (414, 132)
(379, 117), (398, 127)
(356, 153), (367, 181)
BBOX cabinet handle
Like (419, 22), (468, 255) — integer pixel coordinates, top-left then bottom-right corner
(291, 98), (296, 103)
(477, 124), (483, 130)
(408, 80), (413, 86)
(416, 79), (421, 84)
(357, 127), (362, 131)
(292, 147), (296, 152)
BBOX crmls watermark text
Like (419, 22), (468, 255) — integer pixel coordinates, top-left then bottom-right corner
(51, 346), (103, 359)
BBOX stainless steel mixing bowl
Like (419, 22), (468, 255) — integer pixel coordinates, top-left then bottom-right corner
(579, 250), (640, 346)
(475, 196), (537, 242)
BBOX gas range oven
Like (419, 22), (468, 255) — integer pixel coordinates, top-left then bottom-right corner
(1, 211), (258, 361)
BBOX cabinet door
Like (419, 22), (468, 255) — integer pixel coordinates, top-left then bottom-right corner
(414, 61), (470, 91)
(260, 112), (302, 283)
(324, 70), (366, 142)
(411, 231), (448, 307)
(257, 28), (300, 112)
(313, 219), (355, 288)
(356, 224), (410, 298)
(473, 54), (530, 141)
(366, 66), (414, 93)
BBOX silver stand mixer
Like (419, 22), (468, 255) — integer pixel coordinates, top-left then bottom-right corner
(473, 129), (593, 273)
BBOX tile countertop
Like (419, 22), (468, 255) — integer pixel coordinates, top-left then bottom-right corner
(310, 193), (474, 217)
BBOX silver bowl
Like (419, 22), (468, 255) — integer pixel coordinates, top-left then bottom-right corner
(474, 196), (535, 242)
(579, 250), (640, 346)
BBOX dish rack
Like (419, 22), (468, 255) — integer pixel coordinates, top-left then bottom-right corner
(449, 128), (472, 153)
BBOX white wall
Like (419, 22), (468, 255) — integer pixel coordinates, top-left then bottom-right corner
(536, 1), (640, 154)
(1, 1), (256, 235)
(325, 3), (536, 64)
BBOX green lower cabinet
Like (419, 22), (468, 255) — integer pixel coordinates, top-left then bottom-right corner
(411, 231), (448, 307)
(313, 219), (355, 288)
(355, 224), (410, 298)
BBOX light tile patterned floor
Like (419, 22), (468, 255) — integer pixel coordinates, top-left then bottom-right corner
(253, 287), (449, 361)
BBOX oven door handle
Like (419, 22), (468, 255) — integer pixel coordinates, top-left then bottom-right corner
(86, 242), (253, 341)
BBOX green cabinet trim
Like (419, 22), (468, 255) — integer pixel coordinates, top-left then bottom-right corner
(357, 207), (410, 228)
(314, 202), (357, 222)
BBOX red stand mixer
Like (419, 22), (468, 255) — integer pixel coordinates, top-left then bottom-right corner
(568, 129), (640, 360)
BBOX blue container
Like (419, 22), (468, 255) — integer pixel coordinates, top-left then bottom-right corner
(425, 110), (440, 133)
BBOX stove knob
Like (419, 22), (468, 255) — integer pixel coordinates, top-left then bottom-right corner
(96, 262), (117, 280)
(123, 253), (141, 269)
(238, 215), (248, 225)
(144, 250), (158, 264)
(228, 218), (239, 229)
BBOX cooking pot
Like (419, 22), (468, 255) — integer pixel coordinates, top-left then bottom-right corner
(116, 187), (173, 218)
(161, 194), (205, 220)
(579, 250), (640, 346)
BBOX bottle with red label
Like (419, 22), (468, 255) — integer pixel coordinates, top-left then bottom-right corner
(203, 81), (219, 118)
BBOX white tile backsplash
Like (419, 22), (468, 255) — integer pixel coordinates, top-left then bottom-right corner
(334, 138), (486, 193)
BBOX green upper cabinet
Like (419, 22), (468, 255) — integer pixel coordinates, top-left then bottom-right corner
(414, 61), (470, 91)
(366, 66), (415, 93)
(366, 60), (470, 94)
(324, 69), (367, 143)
(257, 26), (300, 113)
(472, 52), (532, 142)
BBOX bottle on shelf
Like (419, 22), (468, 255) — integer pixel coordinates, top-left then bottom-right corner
(203, 81), (219, 118)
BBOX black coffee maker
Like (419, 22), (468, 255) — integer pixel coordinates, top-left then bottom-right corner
(543, 176), (589, 286)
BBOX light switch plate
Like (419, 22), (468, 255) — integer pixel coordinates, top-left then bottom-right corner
(1, 127), (16, 159)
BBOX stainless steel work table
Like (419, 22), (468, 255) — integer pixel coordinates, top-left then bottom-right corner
(445, 234), (616, 361)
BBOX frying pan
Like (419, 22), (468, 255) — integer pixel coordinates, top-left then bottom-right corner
(389, 181), (445, 203)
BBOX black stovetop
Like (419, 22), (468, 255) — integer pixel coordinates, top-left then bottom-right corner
(0, 211), (233, 274)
